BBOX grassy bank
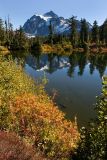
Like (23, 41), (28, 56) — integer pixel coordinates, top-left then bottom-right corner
(0, 55), (79, 160)
(41, 43), (72, 55)
(1, 43), (107, 56)
(35, 43), (107, 55)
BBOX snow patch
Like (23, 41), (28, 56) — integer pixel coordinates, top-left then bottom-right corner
(26, 33), (35, 38)
(56, 23), (69, 33)
(35, 14), (52, 21)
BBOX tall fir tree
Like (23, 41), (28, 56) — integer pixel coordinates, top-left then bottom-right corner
(92, 20), (99, 44)
(69, 16), (78, 48)
(99, 19), (107, 45)
(48, 20), (54, 45)
(80, 19), (89, 44)
(0, 18), (5, 45)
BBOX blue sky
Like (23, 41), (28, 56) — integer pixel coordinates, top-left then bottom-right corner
(0, 0), (107, 28)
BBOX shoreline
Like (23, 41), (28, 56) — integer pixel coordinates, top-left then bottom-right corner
(1, 45), (107, 55)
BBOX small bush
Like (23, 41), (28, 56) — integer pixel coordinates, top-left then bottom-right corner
(42, 44), (53, 53)
(0, 131), (45, 160)
(0, 46), (9, 51)
(0, 46), (10, 55)
(53, 44), (65, 54)
(42, 43), (72, 55)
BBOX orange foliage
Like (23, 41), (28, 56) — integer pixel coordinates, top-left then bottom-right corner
(9, 93), (79, 159)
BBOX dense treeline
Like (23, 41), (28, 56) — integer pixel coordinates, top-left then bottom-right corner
(0, 17), (28, 50)
(68, 17), (107, 50)
(1, 16), (107, 52)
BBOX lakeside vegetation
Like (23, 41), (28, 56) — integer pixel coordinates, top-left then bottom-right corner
(0, 55), (79, 159)
(1, 17), (107, 54)
(0, 53), (107, 159)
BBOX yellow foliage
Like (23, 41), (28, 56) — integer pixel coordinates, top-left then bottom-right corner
(41, 44), (72, 55)
(42, 44), (53, 53)
(0, 46), (10, 55)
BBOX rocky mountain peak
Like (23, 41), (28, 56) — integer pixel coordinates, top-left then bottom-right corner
(43, 11), (58, 18)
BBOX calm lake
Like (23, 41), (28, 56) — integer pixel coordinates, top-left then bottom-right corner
(12, 52), (107, 127)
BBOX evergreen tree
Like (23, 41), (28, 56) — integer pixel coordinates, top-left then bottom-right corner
(103, 19), (107, 44)
(69, 16), (78, 48)
(4, 20), (8, 43)
(92, 20), (99, 44)
(10, 29), (19, 49)
(0, 18), (5, 45)
(100, 19), (107, 45)
(48, 20), (54, 45)
(18, 26), (26, 48)
(4, 18), (14, 47)
(99, 25), (105, 45)
(31, 37), (42, 52)
(80, 19), (89, 44)
(12, 26), (28, 50)
(9, 23), (14, 44)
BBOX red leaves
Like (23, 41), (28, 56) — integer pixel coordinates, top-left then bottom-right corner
(0, 131), (45, 160)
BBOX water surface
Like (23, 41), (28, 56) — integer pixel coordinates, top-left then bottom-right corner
(12, 52), (107, 126)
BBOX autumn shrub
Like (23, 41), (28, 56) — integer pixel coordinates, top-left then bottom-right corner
(42, 43), (72, 55)
(0, 56), (79, 159)
(0, 47), (10, 55)
(9, 93), (79, 159)
(53, 44), (65, 54)
(0, 56), (44, 129)
(62, 41), (72, 52)
(0, 131), (46, 160)
(0, 46), (9, 51)
(42, 44), (53, 53)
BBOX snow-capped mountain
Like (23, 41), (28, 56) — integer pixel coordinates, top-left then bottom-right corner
(23, 11), (90, 36)
(23, 11), (70, 36)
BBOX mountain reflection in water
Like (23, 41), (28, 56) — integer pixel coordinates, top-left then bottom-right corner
(12, 52), (107, 127)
